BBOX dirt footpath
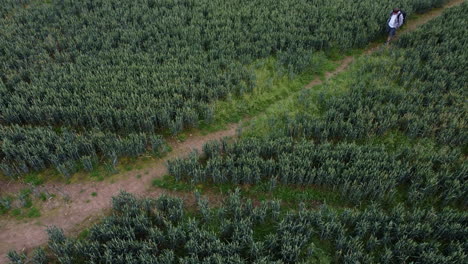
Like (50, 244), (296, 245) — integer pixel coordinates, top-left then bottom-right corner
(0, 125), (238, 262)
(0, 0), (464, 262)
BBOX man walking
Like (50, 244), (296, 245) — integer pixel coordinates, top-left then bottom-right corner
(386, 8), (404, 44)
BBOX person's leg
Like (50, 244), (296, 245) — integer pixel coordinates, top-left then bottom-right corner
(387, 27), (396, 44)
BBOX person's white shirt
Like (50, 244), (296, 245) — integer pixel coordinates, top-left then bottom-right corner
(388, 11), (403, 28)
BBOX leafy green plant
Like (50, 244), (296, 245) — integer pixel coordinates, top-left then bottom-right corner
(0, 196), (13, 214)
(27, 207), (41, 218)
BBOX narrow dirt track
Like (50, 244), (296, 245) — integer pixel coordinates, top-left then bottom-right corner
(0, 0), (464, 262)
(304, 0), (466, 88)
(0, 126), (238, 262)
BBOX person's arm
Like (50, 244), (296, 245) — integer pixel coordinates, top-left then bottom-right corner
(398, 13), (404, 28)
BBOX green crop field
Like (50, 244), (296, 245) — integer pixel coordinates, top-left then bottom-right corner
(10, 190), (467, 263)
(3, 0), (467, 263)
(161, 3), (467, 262)
(167, 1), (468, 208)
(0, 0), (450, 179)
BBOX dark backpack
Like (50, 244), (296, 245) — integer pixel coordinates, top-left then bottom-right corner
(399, 10), (407, 24)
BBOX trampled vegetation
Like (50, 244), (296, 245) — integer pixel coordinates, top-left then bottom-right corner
(0, 0), (450, 178)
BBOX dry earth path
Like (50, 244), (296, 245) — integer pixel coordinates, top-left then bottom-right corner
(0, 0), (464, 262)
(0, 126), (239, 262)
(305, 0), (465, 87)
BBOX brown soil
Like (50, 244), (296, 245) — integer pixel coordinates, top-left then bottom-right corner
(0, 126), (237, 262)
(0, 0), (463, 262)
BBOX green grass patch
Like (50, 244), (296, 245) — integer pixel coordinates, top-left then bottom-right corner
(152, 175), (194, 192)
(308, 237), (334, 263)
(366, 130), (415, 150)
(39, 192), (48, 201)
(91, 192), (97, 197)
(242, 59), (355, 138)
(242, 51), (406, 139)
(24, 173), (45, 186)
(77, 229), (90, 240)
(11, 208), (22, 217)
(245, 182), (344, 206)
(154, 175), (344, 207)
(252, 219), (277, 241)
(90, 169), (104, 181)
(365, 130), (446, 156)
(200, 53), (338, 132)
(176, 133), (188, 142)
(26, 207), (41, 218)
(19, 188), (33, 208)
(1, 190), (49, 218)
(0, 195), (13, 214)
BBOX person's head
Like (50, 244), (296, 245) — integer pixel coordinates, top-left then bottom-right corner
(393, 8), (400, 14)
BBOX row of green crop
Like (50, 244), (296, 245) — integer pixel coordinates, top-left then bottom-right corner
(0, 125), (166, 178)
(0, 0), (449, 178)
(0, 0), (30, 18)
(8, 191), (467, 263)
(168, 138), (466, 206)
